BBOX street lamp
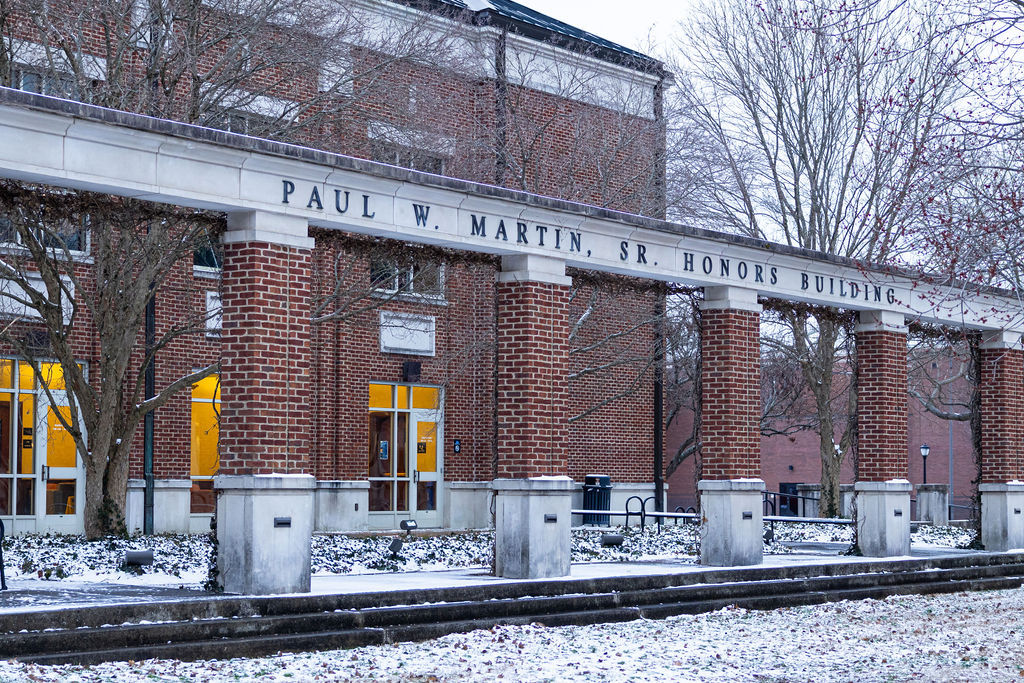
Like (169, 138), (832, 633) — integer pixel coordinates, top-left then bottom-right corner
(920, 443), (931, 484)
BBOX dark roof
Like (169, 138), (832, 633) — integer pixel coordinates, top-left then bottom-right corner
(435, 0), (659, 69)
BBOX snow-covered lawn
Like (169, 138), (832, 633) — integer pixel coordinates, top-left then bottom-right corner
(3, 586), (1022, 682)
(0, 523), (976, 587)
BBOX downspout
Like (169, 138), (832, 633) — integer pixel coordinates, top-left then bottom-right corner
(653, 290), (664, 513)
(494, 28), (508, 187)
(143, 231), (156, 535)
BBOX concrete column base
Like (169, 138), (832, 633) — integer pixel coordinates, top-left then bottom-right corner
(445, 482), (494, 530)
(916, 484), (949, 526)
(493, 477), (573, 579)
(698, 479), (764, 567)
(125, 479), (193, 534)
(314, 481), (369, 532)
(855, 480), (912, 557)
(840, 484), (855, 518)
(215, 474), (315, 594)
(980, 482), (1024, 551)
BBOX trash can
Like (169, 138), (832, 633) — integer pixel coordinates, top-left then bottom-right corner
(582, 474), (612, 525)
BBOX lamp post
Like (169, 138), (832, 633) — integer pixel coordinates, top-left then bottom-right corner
(920, 443), (931, 484)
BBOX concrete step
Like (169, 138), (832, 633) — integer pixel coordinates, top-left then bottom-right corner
(7, 553), (1024, 665)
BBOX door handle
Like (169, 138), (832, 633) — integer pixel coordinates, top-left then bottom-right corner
(42, 465), (49, 481)
(413, 470), (419, 484)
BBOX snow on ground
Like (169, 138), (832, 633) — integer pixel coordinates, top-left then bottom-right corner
(2, 586), (1023, 682)
(0, 523), (976, 587)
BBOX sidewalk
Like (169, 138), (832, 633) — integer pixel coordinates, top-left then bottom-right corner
(0, 541), (979, 615)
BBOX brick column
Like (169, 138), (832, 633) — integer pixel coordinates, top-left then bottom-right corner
(215, 211), (315, 595)
(493, 254), (573, 579)
(978, 330), (1024, 551)
(854, 310), (911, 557)
(698, 286), (763, 567)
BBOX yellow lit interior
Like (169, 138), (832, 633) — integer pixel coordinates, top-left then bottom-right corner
(368, 383), (392, 409)
(192, 375), (221, 402)
(412, 386), (439, 410)
(18, 363), (34, 392)
(0, 360), (13, 390)
(46, 405), (76, 468)
(191, 401), (219, 477)
(19, 396), (33, 474)
(38, 362), (65, 390)
(416, 421), (437, 473)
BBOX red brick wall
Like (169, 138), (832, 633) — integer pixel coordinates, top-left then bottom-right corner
(700, 308), (761, 480)
(495, 280), (569, 478)
(979, 347), (1024, 483)
(218, 241), (311, 475)
(309, 237), (499, 483)
(566, 279), (657, 483)
(856, 330), (908, 481)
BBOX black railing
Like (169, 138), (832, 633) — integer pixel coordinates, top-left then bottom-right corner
(0, 518), (7, 590)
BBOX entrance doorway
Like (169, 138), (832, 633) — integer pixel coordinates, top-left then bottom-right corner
(0, 360), (85, 534)
(367, 383), (442, 529)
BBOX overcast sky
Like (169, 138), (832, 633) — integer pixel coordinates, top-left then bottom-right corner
(521, 0), (693, 57)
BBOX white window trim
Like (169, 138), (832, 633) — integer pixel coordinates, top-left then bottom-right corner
(4, 38), (107, 81)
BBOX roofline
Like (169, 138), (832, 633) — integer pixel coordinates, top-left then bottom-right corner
(404, 0), (668, 75)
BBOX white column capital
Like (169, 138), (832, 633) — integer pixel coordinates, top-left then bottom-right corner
(855, 310), (907, 334)
(496, 254), (571, 286)
(223, 210), (313, 249)
(980, 330), (1024, 350)
(700, 286), (761, 313)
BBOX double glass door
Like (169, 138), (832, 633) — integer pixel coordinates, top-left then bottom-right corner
(0, 361), (83, 534)
(368, 383), (442, 529)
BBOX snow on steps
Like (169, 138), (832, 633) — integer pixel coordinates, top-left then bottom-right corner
(5, 552), (1024, 666)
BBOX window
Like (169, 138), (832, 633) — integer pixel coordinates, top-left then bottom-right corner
(370, 259), (444, 298)
(190, 374), (220, 514)
(370, 139), (448, 175)
(194, 244), (222, 270)
(0, 213), (88, 255)
(208, 110), (269, 136)
(11, 67), (78, 100)
(205, 290), (222, 336)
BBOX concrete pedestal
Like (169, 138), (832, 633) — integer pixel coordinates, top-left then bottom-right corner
(493, 477), (573, 579)
(215, 474), (315, 594)
(916, 484), (949, 526)
(855, 480), (911, 557)
(698, 479), (764, 567)
(980, 482), (1024, 551)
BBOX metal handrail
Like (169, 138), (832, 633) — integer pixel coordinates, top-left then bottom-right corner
(0, 519), (6, 590)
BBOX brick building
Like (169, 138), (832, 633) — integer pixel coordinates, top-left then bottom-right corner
(0, 0), (668, 536)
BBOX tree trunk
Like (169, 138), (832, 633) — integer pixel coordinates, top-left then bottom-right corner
(819, 426), (841, 518)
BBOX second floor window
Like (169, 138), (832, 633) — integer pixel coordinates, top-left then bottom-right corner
(370, 259), (444, 299)
(0, 214), (88, 255)
(370, 140), (448, 176)
(11, 67), (78, 100)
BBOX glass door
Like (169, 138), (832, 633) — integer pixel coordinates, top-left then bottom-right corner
(411, 409), (441, 527)
(36, 363), (84, 533)
(367, 383), (443, 529)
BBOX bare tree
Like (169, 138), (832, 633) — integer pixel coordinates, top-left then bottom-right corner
(0, 182), (220, 537)
(670, 0), (969, 515)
